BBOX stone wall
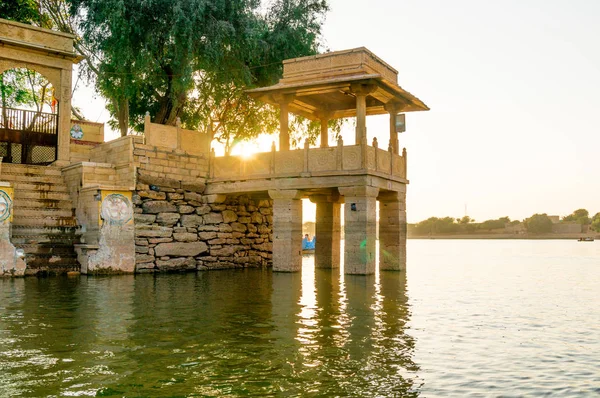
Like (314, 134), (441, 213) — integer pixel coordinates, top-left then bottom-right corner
(134, 180), (273, 272)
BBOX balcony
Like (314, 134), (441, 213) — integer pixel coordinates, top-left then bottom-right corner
(0, 107), (58, 164)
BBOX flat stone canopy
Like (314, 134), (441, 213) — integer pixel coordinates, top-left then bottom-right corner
(247, 47), (429, 120)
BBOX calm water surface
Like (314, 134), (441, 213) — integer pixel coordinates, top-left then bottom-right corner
(1, 240), (599, 397)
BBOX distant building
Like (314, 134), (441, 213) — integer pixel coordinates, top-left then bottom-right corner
(548, 215), (560, 224)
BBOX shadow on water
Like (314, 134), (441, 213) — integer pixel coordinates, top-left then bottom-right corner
(0, 263), (421, 397)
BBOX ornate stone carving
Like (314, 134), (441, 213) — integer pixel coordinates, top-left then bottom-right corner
(101, 193), (133, 225)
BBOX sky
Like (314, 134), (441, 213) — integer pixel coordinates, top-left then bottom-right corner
(73, 0), (600, 223)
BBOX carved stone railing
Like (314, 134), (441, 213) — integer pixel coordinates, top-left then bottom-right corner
(209, 137), (407, 182)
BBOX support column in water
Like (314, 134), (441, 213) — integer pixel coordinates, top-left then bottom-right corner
(339, 186), (379, 275)
(268, 189), (304, 272)
(309, 193), (341, 269)
(378, 189), (407, 271)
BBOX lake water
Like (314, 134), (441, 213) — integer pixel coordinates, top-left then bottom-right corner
(1, 240), (599, 397)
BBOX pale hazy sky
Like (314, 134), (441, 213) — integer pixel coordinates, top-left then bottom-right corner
(73, 0), (600, 223)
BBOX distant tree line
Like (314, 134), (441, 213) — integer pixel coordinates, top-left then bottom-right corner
(413, 208), (600, 235)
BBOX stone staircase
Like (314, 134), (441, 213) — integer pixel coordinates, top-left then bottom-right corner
(0, 164), (80, 275)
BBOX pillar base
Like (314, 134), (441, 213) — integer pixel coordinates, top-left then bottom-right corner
(379, 190), (407, 271)
(269, 189), (303, 272)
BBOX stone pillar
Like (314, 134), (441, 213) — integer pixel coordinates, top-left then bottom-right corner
(309, 194), (341, 269)
(275, 94), (294, 151)
(378, 190), (407, 271)
(351, 84), (376, 144)
(385, 102), (399, 154)
(338, 186), (379, 275)
(57, 68), (72, 163)
(320, 117), (329, 148)
(268, 189), (303, 272)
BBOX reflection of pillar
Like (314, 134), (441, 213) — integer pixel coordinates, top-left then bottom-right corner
(268, 189), (303, 272)
(378, 190), (407, 271)
(338, 186), (379, 275)
(275, 94), (294, 151)
(384, 102), (399, 154)
(309, 194), (341, 269)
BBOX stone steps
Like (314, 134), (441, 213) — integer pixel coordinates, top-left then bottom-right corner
(1, 164), (81, 274)
(13, 207), (75, 218)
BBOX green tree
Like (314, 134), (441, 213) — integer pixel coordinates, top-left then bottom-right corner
(0, 0), (42, 24)
(524, 213), (553, 234)
(563, 208), (590, 225)
(591, 212), (600, 233)
(414, 217), (459, 235)
(479, 218), (506, 231)
(69, 0), (331, 139)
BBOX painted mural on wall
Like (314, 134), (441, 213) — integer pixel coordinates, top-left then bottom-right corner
(70, 124), (84, 140)
(0, 187), (14, 224)
(100, 191), (133, 226)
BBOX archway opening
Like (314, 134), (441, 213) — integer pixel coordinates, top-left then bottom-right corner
(0, 67), (58, 164)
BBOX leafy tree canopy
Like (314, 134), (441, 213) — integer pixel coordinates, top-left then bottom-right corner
(524, 213), (553, 234)
(0, 0), (44, 25)
(563, 208), (590, 225)
(68, 0), (331, 146)
(591, 212), (600, 233)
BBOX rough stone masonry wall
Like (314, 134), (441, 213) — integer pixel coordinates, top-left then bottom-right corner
(133, 187), (274, 272)
(132, 141), (273, 273)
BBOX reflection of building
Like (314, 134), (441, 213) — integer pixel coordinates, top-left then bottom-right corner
(0, 19), (429, 276)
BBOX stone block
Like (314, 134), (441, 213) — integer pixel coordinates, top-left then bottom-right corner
(198, 225), (219, 232)
(156, 256), (196, 271)
(238, 216), (251, 224)
(182, 182), (206, 193)
(173, 233), (198, 242)
(135, 239), (149, 246)
(203, 212), (224, 224)
(222, 210), (238, 223)
(136, 226), (173, 238)
(154, 242), (208, 257)
(148, 237), (173, 244)
(247, 224), (257, 233)
(136, 254), (155, 264)
(173, 227), (187, 233)
(156, 212), (180, 226)
(251, 212), (264, 224)
(210, 204), (227, 211)
(135, 246), (149, 254)
(134, 214), (156, 225)
(178, 205), (195, 214)
(231, 223), (247, 233)
(181, 214), (203, 227)
(139, 190), (167, 200)
(168, 192), (184, 200)
(203, 194), (227, 204)
(142, 201), (177, 214)
(184, 192), (203, 203)
(199, 231), (217, 240)
(195, 204), (212, 215)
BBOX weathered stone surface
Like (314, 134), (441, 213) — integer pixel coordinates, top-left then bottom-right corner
(178, 205), (195, 214)
(238, 216), (251, 224)
(139, 190), (167, 200)
(218, 224), (233, 232)
(156, 256), (196, 270)
(231, 222), (247, 233)
(168, 192), (184, 200)
(142, 201), (177, 214)
(198, 225), (219, 232)
(251, 212), (263, 224)
(155, 242), (208, 257)
(210, 246), (238, 257)
(203, 194), (227, 204)
(156, 212), (180, 226)
(203, 212), (224, 224)
(199, 231), (217, 240)
(184, 192), (203, 203)
(173, 233), (198, 242)
(195, 204), (211, 215)
(259, 207), (272, 215)
(181, 214), (203, 227)
(135, 238), (149, 246)
(258, 225), (270, 234)
(173, 227), (187, 233)
(136, 254), (155, 264)
(135, 246), (149, 254)
(135, 214), (156, 224)
(148, 237), (173, 244)
(138, 172), (181, 189)
(182, 182), (206, 193)
(222, 210), (238, 223)
(247, 224), (258, 233)
(136, 226), (173, 238)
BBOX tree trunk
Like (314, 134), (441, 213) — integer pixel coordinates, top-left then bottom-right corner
(116, 98), (129, 137)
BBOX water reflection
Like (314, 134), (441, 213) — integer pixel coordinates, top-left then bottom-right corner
(0, 261), (420, 396)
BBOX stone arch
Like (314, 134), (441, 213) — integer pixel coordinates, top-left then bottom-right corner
(0, 19), (79, 162)
(0, 62), (61, 97)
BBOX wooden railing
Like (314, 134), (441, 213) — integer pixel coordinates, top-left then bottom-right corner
(0, 107), (58, 135)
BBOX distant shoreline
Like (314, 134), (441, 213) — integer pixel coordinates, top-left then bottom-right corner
(408, 233), (599, 240)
